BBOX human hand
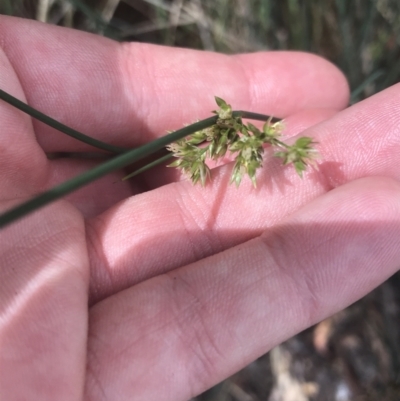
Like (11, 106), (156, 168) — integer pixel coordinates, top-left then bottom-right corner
(1, 15), (399, 401)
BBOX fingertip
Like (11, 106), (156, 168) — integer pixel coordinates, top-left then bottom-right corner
(291, 176), (400, 224)
(236, 51), (350, 115)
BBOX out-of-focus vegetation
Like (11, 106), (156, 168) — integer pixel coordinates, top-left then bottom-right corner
(1, 0), (400, 102)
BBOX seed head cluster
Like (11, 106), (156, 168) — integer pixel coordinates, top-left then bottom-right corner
(167, 97), (318, 187)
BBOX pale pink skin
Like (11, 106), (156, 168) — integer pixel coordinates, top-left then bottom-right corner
(1, 15), (400, 401)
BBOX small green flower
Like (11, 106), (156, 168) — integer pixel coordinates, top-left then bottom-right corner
(214, 96), (233, 120)
(262, 119), (284, 145)
(275, 137), (319, 177)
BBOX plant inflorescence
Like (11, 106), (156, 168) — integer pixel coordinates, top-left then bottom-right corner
(166, 97), (318, 187)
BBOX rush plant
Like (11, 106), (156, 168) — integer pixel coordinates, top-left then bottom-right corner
(0, 91), (318, 228)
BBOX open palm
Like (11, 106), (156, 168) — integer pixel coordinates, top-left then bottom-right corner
(1, 16), (400, 401)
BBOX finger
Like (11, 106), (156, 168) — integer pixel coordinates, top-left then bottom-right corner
(85, 176), (400, 401)
(0, 201), (88, 401)
(87, 83), (400, 302)
(307, 82), (400, 189)
(0, 46), (48, 194)
(86, 108), (338, 302)
(46, 158), (140, 218)
(0, 16), (349, 152)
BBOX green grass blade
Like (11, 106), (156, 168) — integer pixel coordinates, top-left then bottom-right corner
(350, 69), (385, 103)
(0, 89), (128, 153)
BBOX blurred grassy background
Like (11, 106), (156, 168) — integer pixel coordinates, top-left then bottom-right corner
(2, 1), (400, 401)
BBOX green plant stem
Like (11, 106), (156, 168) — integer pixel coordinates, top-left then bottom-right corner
(0, 116), (216, 228)
(274, 138), (290, 149)
(122, 153), (173, 180)
(0, 89), (128, 153)
(234, 111), (280, 123)
(0, 110), (277, 228)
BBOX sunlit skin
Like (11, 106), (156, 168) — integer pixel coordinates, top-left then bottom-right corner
(1, 15), (400, 401)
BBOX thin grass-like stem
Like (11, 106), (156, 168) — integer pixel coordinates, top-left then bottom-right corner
(0, 89), (128, 153)
(122, 153), (173, 180)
